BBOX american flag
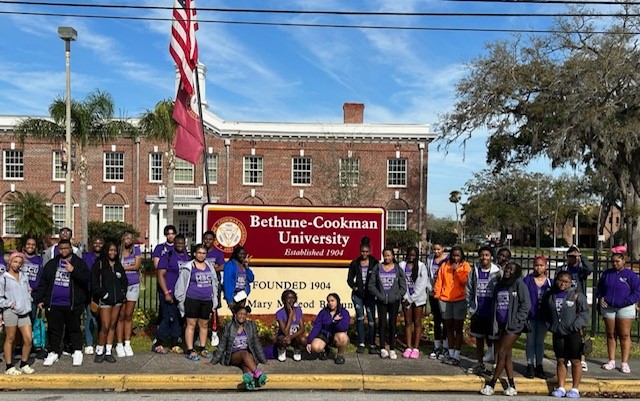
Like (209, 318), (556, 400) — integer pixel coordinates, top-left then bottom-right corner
(170, 0), (198, 95)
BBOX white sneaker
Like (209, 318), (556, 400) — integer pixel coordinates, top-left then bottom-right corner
(211, 331), (220, 347)
(115, 344), (126, 358)
(483, 347), (494, 362)
(389, 350), (398, 360)
(72, 350), (83, 366)
(43, 352), (59, 366)
(84, 346), (94, 355)
(480, 385), (495, 396)
(504, 386), (517, 396)
(123, 343), (134, 357)
(293, 351), (302, 361)
(277, 348), (287, 362)
(380, 348), (389, 359)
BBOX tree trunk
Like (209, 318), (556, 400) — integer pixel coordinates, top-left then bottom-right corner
(77, 153), (89, 247)
(166, 147), (175, 226)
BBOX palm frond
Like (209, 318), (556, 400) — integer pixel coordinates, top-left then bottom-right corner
(14, 118), (64, 144)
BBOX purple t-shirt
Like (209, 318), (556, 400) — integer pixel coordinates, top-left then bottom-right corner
(566, 264), (580, 289)
(152, 242), (174, 259)
(555, 291), (567, 314)
(476, 269), (493, 317)
(360, 264), (369, 285)
(0, 258), (6, 275)
(157, 249), (190, 292)
(524, 274), (550, 319)
(185, 263), (215, 301)
(232, 330), (248, 353)
(379, 268), (396, 293)
(206, 248), (225, 267)
(121, 245), (141, 285)
(496, 289), (509, 324)
(275, 306), (303, 335)
(82, 252), (99, 272)
(51, 259), (72, 307)
(235, 269), (247, 292)
(405, 264), (415, 295)
(22, 253), (42, 291)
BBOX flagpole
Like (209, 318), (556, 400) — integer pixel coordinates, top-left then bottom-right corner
(194, 63), (211, 204)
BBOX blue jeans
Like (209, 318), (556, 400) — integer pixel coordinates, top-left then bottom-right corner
(525, 318), (547, 365)
(156, 294), (182, 344)
(84, 304), (98, 347)
(352, 294), (375, 346)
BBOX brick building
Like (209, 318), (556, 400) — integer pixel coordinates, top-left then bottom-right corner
(0, 100), (433, 250)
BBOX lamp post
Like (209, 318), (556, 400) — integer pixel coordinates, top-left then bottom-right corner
(58, 26), (77, 228)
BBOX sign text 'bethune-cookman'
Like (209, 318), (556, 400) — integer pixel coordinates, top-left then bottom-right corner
(204, 204), (385, 266)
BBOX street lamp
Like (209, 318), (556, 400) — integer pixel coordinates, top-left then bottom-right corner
(58, 26), (77, 228)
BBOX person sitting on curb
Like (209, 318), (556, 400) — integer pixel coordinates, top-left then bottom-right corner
(306, 293), (350, 365)
(210, 305), (270, 391)
(275, 290), (307, 362)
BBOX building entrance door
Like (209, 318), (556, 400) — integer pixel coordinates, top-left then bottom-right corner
(176, 210), (197, 247)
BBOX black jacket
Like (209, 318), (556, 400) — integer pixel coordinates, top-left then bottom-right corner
(542, 287), (589, 336)
(211, 319), (267, 366)
(91, 259), (128, 306)
(33, 254), (90, 310)
(347, 255), (378, 299)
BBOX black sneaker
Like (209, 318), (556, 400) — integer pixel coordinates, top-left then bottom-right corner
(319, 351), (328, 360)
(104, 354), (116, 363)
(94, 354), (105, 363)
(356, 345), (366, 354)
(534, 365), (547, 379)
(368, 346), (379, 355)
(335, 355), (345, 365)
(524, 364), (535, 379)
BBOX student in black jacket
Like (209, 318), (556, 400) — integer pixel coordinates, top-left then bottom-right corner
(91, 242), (128, 363)
(346, 236), (378, 354)
(33, 239), (90, 367)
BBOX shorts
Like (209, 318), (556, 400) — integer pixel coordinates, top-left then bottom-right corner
(184, 297), (213, 320)
(98, 301), (122, 309)
(552, 331), (583, 360)
(316, 333), (333, 347)
(439, 300), (467, 320)
(3, 309), (31, 327)
(602, 304), (637, 320)
(126, 284), (140, 302)
(470, 315), (497, 339)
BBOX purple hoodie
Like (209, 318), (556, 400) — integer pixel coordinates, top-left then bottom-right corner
(307, 307), (350, 343)
(596, 267), (640, 308)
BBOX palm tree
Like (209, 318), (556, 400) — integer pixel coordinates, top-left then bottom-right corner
(7, 191), (53, 242)
(15, 90), (136, 246)
(449, 190), (462, 243)
(139, 99), (177, 225)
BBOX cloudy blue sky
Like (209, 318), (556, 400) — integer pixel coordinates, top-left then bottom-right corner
(0, 0), (611, 217)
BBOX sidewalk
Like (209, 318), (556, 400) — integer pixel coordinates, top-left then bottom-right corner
(0, 350), (639, 395)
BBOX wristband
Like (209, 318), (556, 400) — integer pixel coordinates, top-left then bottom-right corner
(164, 290), (172, 295)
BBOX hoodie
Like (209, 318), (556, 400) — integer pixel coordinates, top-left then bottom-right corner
(0, 271), (32, 315)
(466, 262), (501, 317)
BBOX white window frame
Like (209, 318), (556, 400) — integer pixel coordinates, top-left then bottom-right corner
(103, 151), (124, 182)
(291, 157), (312, 186)
(387, 158), (407, 188)
(3, 204), (19, 236)
(243, 156), (264, 185)
(203, 154), (218, 184)
(3, 150), (24, 181)
(52, 204), (70, 235)
(52, 150), (65, 181)
(339, 157), (359, 187)
(174, 158), (194, 184)
(387, 210), (408, 231)
(149, 152), (163, 183)
(103, 205), (125, 222)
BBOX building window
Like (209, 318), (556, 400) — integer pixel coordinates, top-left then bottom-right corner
(292, 157), (312, 186)
(149, 152), (163, 183)
(204, 154), (218, 184)
(52, 150), (65, 181)
(174, 158), (194, 184)
(339, 157), (359, 187)
(387, 210), (408, 231)
(52, 204), (69, 234)
(243, 156), (263, 185)
(3, 204), (19, 236)
(3, 150), (24, 180)
(387, 158), (407, 187)
(103, 151), (124, 182)
(103, 205), (125, 222)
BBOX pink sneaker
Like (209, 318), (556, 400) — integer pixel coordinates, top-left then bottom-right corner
(410, 348), (420, 359)
(402, 348), (412, 358)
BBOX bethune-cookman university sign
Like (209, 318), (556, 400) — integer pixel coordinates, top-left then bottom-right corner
(204, 204), (385, 313)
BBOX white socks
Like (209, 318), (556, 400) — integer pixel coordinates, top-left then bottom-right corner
(105, 344), (112, 355)
(95, 345), (104, 355)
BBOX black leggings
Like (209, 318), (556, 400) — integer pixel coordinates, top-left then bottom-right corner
(377, 301), (400, 349)
(429, 295), (446, 341)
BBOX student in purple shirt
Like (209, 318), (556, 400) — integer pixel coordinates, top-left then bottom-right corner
(203, 230), (225, 346)
(81, 236), (103, 356)
(275, 290), (307, 362)
(152, 225), (176, 269)
(596, 252), (640, 374)
(523, 255), (552, 379)
(307, 293), (350, 364)
(22, 237), (45, 357)
(174, 243), (219, 361)
(154, 234), (190, 354)
(116, 231), (142, 358)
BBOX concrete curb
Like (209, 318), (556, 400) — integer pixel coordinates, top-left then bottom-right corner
(0, 374), (638, 394)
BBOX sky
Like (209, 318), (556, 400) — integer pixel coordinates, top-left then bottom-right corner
(0, 0), (614, 218)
